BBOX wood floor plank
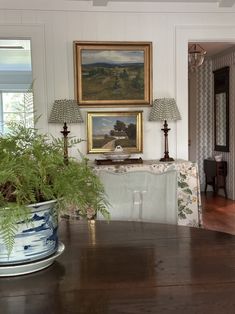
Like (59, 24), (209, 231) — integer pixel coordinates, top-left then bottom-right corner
(202, 192), (235, 234)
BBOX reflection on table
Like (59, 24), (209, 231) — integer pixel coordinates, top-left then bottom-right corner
(1, 220), (235, 314)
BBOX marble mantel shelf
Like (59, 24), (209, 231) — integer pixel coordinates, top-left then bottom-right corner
(93, 159), (202, 228)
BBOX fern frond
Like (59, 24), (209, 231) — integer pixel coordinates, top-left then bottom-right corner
(0, 116), (109, 255)
(0, 205), (30, 256)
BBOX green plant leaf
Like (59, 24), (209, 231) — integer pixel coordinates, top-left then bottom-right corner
(0, 118), (109, 256)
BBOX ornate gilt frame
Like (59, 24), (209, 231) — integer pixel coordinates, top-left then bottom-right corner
(87, 111), (143, 154)
(74, 41), (152, 107)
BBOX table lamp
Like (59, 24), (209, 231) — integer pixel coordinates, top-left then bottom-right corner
(149, 98), (181, 162)
(49, 99), (83, 165)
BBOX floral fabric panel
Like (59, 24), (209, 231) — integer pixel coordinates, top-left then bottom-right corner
(94, 160), (202, 228)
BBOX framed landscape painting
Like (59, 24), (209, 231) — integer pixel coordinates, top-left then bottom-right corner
(73, 41), (152, 107)
(87, 111), (143, 153)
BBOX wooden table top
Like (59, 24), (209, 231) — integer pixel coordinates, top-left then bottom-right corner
(1, 219), (235, 314)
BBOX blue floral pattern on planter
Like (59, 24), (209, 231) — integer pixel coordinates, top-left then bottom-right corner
(0, 200), (58, 265)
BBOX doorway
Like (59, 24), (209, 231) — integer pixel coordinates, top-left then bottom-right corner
(188, 42), (235, 160)
(188, 42), (235, 196)
(188, 41), (235, 234)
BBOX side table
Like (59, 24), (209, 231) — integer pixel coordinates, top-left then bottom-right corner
(203, 159), (227, 198)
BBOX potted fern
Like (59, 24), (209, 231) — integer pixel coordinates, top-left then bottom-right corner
(0, 121), (109, 269)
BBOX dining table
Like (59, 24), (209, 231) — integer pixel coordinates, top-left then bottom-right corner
(1, 219), (235, 313)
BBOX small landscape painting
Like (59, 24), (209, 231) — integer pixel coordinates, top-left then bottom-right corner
(87, 111), (143, 153)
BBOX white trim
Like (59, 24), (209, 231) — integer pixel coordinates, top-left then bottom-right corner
(1, 1), (235, 13)
(218, 0), (235, 7)
(92, 0), (109, 6)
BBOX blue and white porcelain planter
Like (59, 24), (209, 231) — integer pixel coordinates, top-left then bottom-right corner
(0, 200), (58, 265)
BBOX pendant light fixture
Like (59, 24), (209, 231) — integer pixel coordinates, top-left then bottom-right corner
(188, 43), (207, 71)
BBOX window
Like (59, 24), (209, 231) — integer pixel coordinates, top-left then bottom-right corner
(0, 39), (34, 134)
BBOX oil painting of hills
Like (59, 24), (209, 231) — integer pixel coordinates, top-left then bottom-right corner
(81, 50), (144, 101)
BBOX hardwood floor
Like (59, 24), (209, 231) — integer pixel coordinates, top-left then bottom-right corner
(202, 192), (235, 235)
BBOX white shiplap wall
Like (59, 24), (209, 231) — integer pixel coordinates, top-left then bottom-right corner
(1, 2), (235, 190)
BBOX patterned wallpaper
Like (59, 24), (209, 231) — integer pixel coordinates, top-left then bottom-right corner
(213, 50), (235, 199)
(215, 93), (227, 146)
(195, 60), (213, 192)
(195, 48), (235, 199)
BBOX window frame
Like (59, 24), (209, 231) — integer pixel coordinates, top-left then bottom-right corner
(0, 25), (47, 131)
(0, 90), (34, 133)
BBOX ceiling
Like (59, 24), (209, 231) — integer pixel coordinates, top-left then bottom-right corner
(74, 0), (235, 7)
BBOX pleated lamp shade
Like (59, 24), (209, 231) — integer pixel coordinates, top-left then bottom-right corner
(49, 99), (83, 124)
(149, 98), (181, 162)
(149, 98), (181, 122)
(48, 99), (83, 165)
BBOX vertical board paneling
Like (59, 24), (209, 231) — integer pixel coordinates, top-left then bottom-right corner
(51, 11), (70, 98)
(2, 10), (21, 23)
(36, 11), (56, 114)
(21, 10), (37, 24)
(2, 7), (235, 165)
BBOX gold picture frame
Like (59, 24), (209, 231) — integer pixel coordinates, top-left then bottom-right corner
(73, 41), (152, 107)
(87, 111), (143, 154)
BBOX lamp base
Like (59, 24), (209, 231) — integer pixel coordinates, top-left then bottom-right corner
(160, 157), (174, 162)
(61, 122), (70, 165)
